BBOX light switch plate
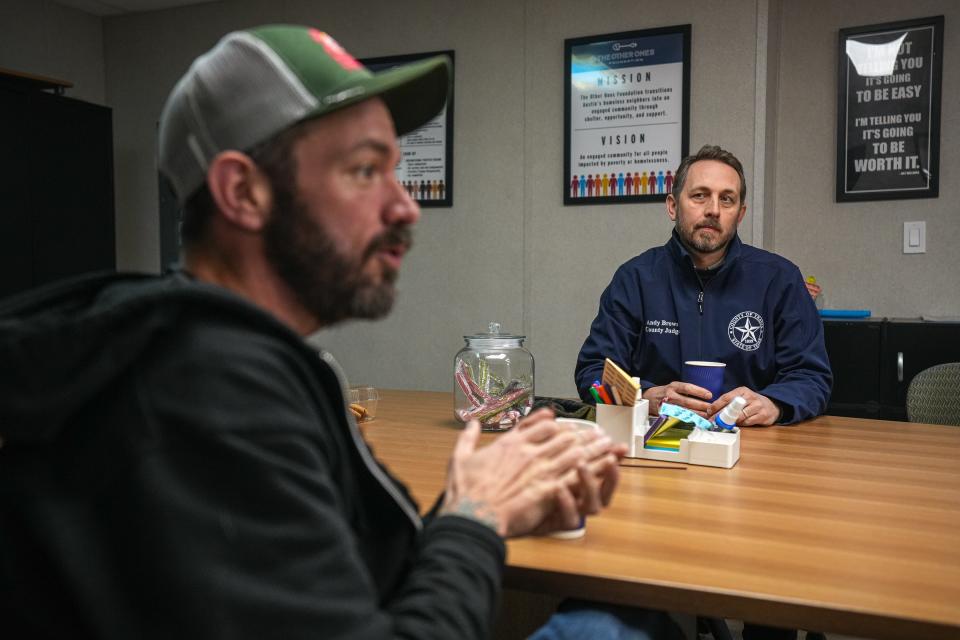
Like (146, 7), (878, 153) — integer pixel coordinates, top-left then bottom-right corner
(903, 221), (926, 254)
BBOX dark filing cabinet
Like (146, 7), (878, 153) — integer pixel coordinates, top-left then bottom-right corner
(823, 318), (960, 420)
(0, 78), (115, 300)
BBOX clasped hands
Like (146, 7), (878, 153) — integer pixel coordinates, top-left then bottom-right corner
(643, 382), (780, 427)
(439, 409), (627, 538)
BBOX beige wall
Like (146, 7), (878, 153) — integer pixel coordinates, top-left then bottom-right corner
(523, 0), (760, 398)
(99, 0), (763, 397)
(14, 0), (955, 397)
(773, 0), (959, 319)
(0, 0), (105, 104)
(103, 0), (531, 394)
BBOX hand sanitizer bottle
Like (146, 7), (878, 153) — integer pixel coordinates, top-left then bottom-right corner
(714, 396), (746, 430)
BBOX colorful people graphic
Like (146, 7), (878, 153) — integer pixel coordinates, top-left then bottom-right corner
(567, 168), (680, 198)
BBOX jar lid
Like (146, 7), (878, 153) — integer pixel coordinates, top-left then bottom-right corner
(464, 321), (525, 341)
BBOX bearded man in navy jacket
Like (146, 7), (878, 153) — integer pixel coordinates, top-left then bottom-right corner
(576, 144), (831, 428)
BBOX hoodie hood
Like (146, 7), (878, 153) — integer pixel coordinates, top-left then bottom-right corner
(0, 271), (292, 445)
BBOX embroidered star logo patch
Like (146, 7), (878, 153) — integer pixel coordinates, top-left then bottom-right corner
(728, 311), (764, 351)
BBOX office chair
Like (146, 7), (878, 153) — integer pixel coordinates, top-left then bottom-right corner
(906, 362), (960, 426)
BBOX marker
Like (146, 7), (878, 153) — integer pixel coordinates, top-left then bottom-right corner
(589, 386), (604, 404)
(596, 384), (613, 405)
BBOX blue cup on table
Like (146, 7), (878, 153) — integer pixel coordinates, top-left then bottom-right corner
(681, 360), (726, 402)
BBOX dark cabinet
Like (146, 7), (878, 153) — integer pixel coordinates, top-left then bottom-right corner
(0, 82), (115, 299)
(823, 319), (884, 419)
(824, 318), (960, 420)
(881, 320), (960, 420)
(0, 83), (37, 296)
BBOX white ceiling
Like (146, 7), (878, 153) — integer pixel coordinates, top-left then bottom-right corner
(53, 0), (220, 17)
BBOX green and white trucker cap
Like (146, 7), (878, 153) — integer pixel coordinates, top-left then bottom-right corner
(159, 24), (450, 204)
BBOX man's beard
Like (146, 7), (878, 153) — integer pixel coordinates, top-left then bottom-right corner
(676, 218), (734, 255)
(263, 189), (412, 327)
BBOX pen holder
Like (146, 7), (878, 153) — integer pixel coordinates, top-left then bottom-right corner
(595, 400), (649, 458)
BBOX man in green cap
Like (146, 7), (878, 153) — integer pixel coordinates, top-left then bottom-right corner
(0, 25), (674, 639)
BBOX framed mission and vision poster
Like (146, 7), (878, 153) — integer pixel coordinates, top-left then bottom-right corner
(836, 16), (943, 202)
(362, 50), (455, 207)
(564, 25), (690, 205)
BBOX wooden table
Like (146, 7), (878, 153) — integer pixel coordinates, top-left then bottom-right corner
(363, 390), (960, 640)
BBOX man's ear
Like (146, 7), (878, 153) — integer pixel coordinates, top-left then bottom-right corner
(737, 203), (747, 225)
(206, 151), (272, 232)
(666, 193), (679, 222)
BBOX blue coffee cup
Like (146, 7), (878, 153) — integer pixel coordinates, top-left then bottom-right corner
(681, 361), (726, 402)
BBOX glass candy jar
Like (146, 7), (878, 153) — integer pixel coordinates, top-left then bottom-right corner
(454, 322), (534, 431)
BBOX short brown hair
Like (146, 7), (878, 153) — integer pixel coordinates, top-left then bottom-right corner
(671, 145), (746, 204)
(179, 123), (307, 249)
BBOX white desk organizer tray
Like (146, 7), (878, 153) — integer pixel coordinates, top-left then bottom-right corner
(596, 401), (740, 469)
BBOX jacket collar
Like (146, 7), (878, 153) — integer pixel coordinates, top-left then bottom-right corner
(666, 227), (743, 272)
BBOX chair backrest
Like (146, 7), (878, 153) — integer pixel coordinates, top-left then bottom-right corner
(906, 362), (960, 426)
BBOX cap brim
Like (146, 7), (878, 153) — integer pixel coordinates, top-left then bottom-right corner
(373, 55), (451, 135)
(317, 55), (451, 136)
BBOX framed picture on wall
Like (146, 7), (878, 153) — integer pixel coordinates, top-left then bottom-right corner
(362, 50), (454, 207)
(836, 16), (943, 202)
(564, 25), (690, 205)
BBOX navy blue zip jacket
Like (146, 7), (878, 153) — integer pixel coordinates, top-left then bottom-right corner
(575, 231), (832, 424)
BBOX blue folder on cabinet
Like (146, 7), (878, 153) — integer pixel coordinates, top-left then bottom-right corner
(819, 309), (871, 318)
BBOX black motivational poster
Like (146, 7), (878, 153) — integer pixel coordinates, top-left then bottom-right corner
(836, 16), (943, 202)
